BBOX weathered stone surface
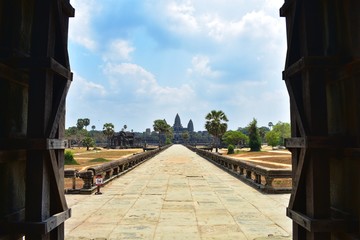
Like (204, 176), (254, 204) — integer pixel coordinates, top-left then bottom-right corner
(65, 145), (292, 239)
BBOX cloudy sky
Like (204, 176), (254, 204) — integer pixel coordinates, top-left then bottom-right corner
(66, 0), (290, 132)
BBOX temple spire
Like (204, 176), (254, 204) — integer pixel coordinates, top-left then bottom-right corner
(174, 113), (182, 131)
(187, 119), (194, 132)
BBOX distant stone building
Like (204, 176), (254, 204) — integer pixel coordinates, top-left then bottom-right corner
(173, 113), (194, 143)
(111, 131), (141, 148)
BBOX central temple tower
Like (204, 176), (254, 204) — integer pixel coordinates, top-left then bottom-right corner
(172, 113), (194, 143)
(173, 114), (183, 132)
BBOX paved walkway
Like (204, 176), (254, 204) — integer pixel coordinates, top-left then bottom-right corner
(65, 145), (292, 240)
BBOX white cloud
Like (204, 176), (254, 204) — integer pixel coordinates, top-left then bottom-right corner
(242, 80), (268, 87)
(103, 63), (156, 93)
(68, 73), (106, 99)
(201, 10), (283, 42)
(66, 0), (290, 131)
(153, 84), (195, 105)
(103, 63), (196, 104)
(69, 0), (99, 50)
(150, 0), (284, 44)
(202, 14), (233, 41)
(102, 39), (135, 62)
(187, 55), (220, 78)
(241, 11), (283, 38)
(165, 0), (199, 32)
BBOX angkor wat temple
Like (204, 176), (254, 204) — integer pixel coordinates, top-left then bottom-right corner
(173, 113), (194, 143)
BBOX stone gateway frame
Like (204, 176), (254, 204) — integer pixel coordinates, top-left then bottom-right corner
(0, 0), (74, 239)
(281, 0), (360, 239)
(0, 0), (359, 239)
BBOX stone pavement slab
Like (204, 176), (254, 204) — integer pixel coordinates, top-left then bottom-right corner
(65, 145), (292, 239)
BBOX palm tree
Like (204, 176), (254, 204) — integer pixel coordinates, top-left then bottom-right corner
(153, 119), (171, 147)
(102, 123), (115, 148)
(83, 118), (90, 130)
(268, 122), (273, 130)
(205, 110), (228, 152)
(90, 125), (96, 138)
(76, 118), (84, 130)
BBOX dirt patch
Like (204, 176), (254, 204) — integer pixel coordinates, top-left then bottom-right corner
(240, 156), (291, 166)
(64, 148), (144, 189)
(220, 147), (292, 169)
(242, 160), (290, 169)
(65, 148), (143, 171)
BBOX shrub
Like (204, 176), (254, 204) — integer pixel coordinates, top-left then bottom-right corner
(165, 138), (172, 145)
(64, 150), (79, 165)
(227, 144), (235, 154)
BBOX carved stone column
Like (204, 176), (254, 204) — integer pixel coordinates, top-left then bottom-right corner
(79, 171), (94, 189)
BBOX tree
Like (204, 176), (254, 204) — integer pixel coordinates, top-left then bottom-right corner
(165, 137), (172, 145)
(272, 121), (291, 146)
(205, 110), (228, 152)
(248, 118), (262, 151)
(259, 126), (270, 143)
(83, 118), (90, 130)
(82, 137), (95, 151)
(65, 126), (78, 138)
(182, 131), (189, 144)
(65, 126), (87, 147)
(237, 126), (249, 136)
(91, 125), (96, 131)
(153, 119), (171, 146)
(123, 124), (127, 131)
(103, 123), (115, 148)
(222, 130), (248, 147)
(76, 118), (84, 130)
(265, 131), (281, 147)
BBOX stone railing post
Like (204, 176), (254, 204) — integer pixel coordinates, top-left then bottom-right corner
(246, 169), (252, 179)
(79, 171), (94, 189)
(113, 167), (119, 176)
(265, 176), (274, 187)
(233, 165), (239, 173)
(64, 169), (78, 189)
(255, 174), (261, 184)
(105, 170), (111, 180)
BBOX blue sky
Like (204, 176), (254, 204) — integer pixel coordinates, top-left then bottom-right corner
(66, 0), (289, 132)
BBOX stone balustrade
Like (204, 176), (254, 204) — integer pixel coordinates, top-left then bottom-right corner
(186, 146), (292, 193)
(64, 145), (171, 194)
(64, 169), (79, 190)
